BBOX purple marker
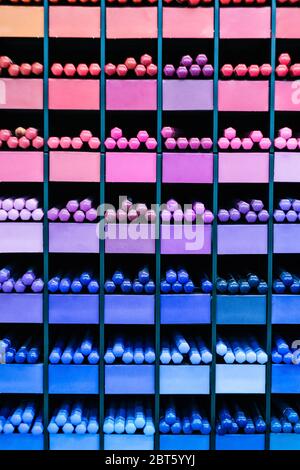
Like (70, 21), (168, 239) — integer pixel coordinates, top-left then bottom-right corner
(218, 209), (230, 222)
(189, 65), (201, 77)
(80, 199), (92, 212)
(279, 199), (292, 211)
(105, 209), (116, 223)
(258, 210), (269, 222)
(196, 54), (208, 66)
(167, 199), (179, 213)
(31, 278), (44, 293)
(15, 279), (26, 293)
(66, 200), (79, 213)
(173, 209), (184, 222)
(8, 209), (19, 221)
(163, 64), (175, 77)
(0, 209), (8, 221)
(47, 208), (59, 221)
(292, 199), (300, 212)
(22, 270), (36, 286)
(202, 64), (214, 77)
(184, 209), (196, 223)
(180, 55), (193, 67)
(286, 210), (297, 222)
(2, 278), (15, 292)
(245, 211), (257, 223)
(58, 209), (71, 222)
(203, 210), (214, 224)
(14, 198), (25, 211)
(161, 209), (172, 223)
(2, 198), (13, 211)
(20, 209), (32, 221)
(250, 199), (264, 212)
(176, 66), (188, 79)
(32, 209), (43, 221)
(193, 202), (205, 215)
(73, 210), (85, 223)
(86, 208), (97, 222)
(161, 127), (175, 139)
(177, 138), (188, 150)
(273, 209), (286, 223)
(25, 198), (39, 211)
(229, 208), (241, 222)
(236, 200), (250, 214)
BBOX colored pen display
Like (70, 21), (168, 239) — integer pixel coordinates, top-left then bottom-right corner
(103, 402), (155, 435)
(0, 128), (44, 150)
(49, 334), (99, 365)
(271, 401), (300, 433)
(216, 402), (266, 435)
(0, 403), (43, 435)
(273, 270), (300, 294)
(104, 336), (155, 365)
(0, 266), (44, 293)
(216, 337), (268, 364)
(0, 56), (43, 77)
(164, 54), (214, 79)
(161, 127), (212, 151)
(47, 403), (99, 435)
(48, 199), (97, 223)
(0, 198), (43, 222)
(48, 272), (99, 294)
(218, 200), (269, 224)
(105, 267), (155, 294)
(272, 336), (299, 364)
(273, 199), (300, 222)
(161, 269), (212, 294)
(216, 273), (268, 295)
(218, 128), (271, 150)
(159, 401), (211, 435)
(0, 337), (41, 364)
(160, 334), (212, 365)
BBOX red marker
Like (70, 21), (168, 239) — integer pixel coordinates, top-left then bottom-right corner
(0, 56), (12, 69)
(51, 63), (63, 76)
(147, 64), (157, 76)
(105, 63), (116, 76)
(140, 54), (152, 66)
(260, 64), (272, 77)
(89, 63), (100, 76)
(32, 62), (43, 76)
(77, 64), (89, 77)
(234, 64), (248, 77)
(276, 64), (289, 77)
(290, 64), (300, 77)
(20, 63), (32, 76)
(124, 57), (137, 70)
(248, 65), (260, 78)
(135, 64), (146, 77)
(116, 64), (127, 77)
(64, 63), (76, 77)
(221, 64), (233, 77)
(279, 53), (291, 66)
(8, 64), (20, 77)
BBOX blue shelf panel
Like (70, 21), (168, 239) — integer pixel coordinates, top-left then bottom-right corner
(216, 365), (266, 394)
(0, 294), (43, 323)
(104, 435), (154, 450)
(272, 295), (300, 324)
(270, 434), (300, 450)
(0, 364), (43, 393)
(216, 295), (266, 324)
(49, 365), (99, 394)
(161, 294), (210, 324)
(216, 435), (265, 450)
(272, 365), (300, 393)
(160, 366), (210, 394)
(104, 295), (154, 324)
(49, 294), (99, 324)
(0, 434), (44, 450)
(49, 435), (99, 450)
(105, 365), (155, 394)
(160, 435), (209, 450)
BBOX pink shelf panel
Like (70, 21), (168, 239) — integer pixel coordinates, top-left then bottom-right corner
(275, 81), (300, 111)
(220, 8), (271, 39)
(106, 7), (157, 39)
(0, 152), (43, 183)
(0, 79), (43, 110)
(218, 153), (269, 183)
(49, 7), (100, 38)
(106, 153), (156, 183)
(163, 7), (214, 38)
(50, 152), (100, 183)
(106, 80), (157, 111)
(218, 81), (269, 112)
(49, 79), (99, 110)
(276, 8), (300, 38)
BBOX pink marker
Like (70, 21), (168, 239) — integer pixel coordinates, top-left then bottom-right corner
(105, 138), (116, 150)
(48, 137), (60, 149)
(88, 137), (100, 149)
(137, 130), (149, 143)
(274, 137), (286, 149)
(20, 209), (32, 221)
(279, 127), (292, 140)
(242, 138), (254, 150)
(111, 127), (122, 140)
(121, 199), (133, 212)
(32, 137), (44, 149)
(14, 198), (25, 211)
(189, 138), (201, 150)
(8, 208), (19, 221)
(117, 137), (128, 150)
(117, 209), (127, 223)
(60, 137), (71, 149)
(19, 136), (30, 149)
(201, 138), (213, 150)
(136, 203), (148, 216)
(128, 208), (138, 221)
(250, 130), (263, 143)
(0, 210), (8, 221)
(224, 127), (236, 140)
(161, 127), (175, 139)
(80, 199), (92, 212)
(7, 137), (18, 149)
(161, 209), (172, 223)
(86, 208), (97, 222)
(218, 137), (230, 149)
(2, 198), (14, 211)
(145, 138), (157, 150)
(58, 209), (71, 222)
(177, 137), (188, 150)
(145, 209), (156, 223)
(32, 208), (44, 221)
(287, 138), (298, 150)
(25, 128), (38, 140)
(25, 198), (39, 211)
(0, 129), (11, 141)
(184, 208), (196, 223)
(129, 138), (140, 150)
(66, 200), (79, 213)
(73, 210), (85, 223)
(165, 138), (177, 150)
(71, 137), (83, 150)
(176, 66), (188, 79)
(259, 138), (271, 150)
(173, 209), (184, 222)
(230, 137), (242, 150)
(79, 130), (92, 142)
(166, 199), (179, 212)
(105, 209), (116, 223)
(47, 207), (59, 221)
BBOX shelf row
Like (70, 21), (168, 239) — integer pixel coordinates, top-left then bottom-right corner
(1, 79), (300, 112)
(1, 6), (300, 39)
(3, 293), (300, 325)
(2, 152), (300, 183)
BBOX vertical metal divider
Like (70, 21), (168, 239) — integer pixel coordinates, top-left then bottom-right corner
(43, 0), (49, 451)
(155, 0), (163, 451)
(100, 0), (106, 451)
(210, 0), (219, 451)
(266, 0), (276, 451)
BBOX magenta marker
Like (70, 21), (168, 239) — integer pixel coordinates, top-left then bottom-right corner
(47, 208), (59, 221)
(229, 208), (241, 222)
(224, 127), (236, 140)
(60, 137), (72, 149)
(259, 138), (271, 150)
(145, 138), (157, 150)
(0, 210), (8, 221)
(167, 199), (179, 212)
(164, 64), (175, 77)
(48, 137), (60, 149)
(117, 209), (127, 223)
(32, 209), (43, 221)
(218, 209), (230, 222)
(161, 127), (175, 139)
(25, 128), (38, 140)
(129, 138), (140, 150)
(80, 199), (92, 212)
(58, 209), (71, 222)
(275, 137), (286, 149)
(2, 199), (13, 211)
(137, 130), (149, 143)
(279, 127), (292, 140)
(204, 210), (214, 224)
(117, 137), (128, 150)
(86, 208), (97, 222)
(189, 64), (201, 77)
(73, 210), (85, 223)
(250, 130), (263, 143)
(279, 199), (292, 211)
(177, 138), (188, 150)
(104, 138), (116, 150)
(245, 211), (257, 223)
(189, 138), (200, 150)
(66, 200), (79, 213)
(25, 199), (39, 211)
(165, 138), (177, 150)
(161, 209), (172, 223)
(180, 55), (193, 67)
(8, 209), (19, 221)
(196, 54), (208, 66)
(258, 210), (269, 222)
(105, 209), (116, 223)
(231, 138), (242, 150)
(218, 137), (230, 149)
(176, 66), (188, 79)
(20, 209), (31, 221)
(14, 198), (25, 211)
(202, 64), (214, 77)
(193, 202), (205, 215)
(173, 209), (184, 222)
(111, 127), (122, 140)
(273, 209), (286, 222)
(286, 210), (298, 222)
(201, 138), (212, 150)
(242, 138), (254, 150)
(236, 200), (250, 214)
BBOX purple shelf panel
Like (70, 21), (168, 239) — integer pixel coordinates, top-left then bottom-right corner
(218, 81), (269, 112)
(217, 225), (268, 255)
(105, 224), (155, 254)
(0, 223), (43, 253)
(161, 225), (211, 255)
(105, 365), (155, 394)
(106, 80), (157, 110)
(104, 295), (154, 324)
(162, 153), (213, 184)
(162, 80), (213, 111)
(274, 153), (300, 183)
(0, 294), (42, 323)
(49, 223), (98, 253)
(49, 294), (99, 324)
(106, 152), (156, 183)
(274, 224), (300, 253)
(218, 153), (269, 183)
(161, 294), (211, 324)
(216, 365), (266, 394)
(160, 365), (210, 394)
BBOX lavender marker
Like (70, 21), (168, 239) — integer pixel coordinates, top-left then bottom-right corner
(86, 208), (97, 222)
(2, 279), (15, 292)
(292, 199), (300, 212)
(273, 209), (286, 222)
(236, 200), (250, 214)
(2, 199), (14, 211)
(196, 54), (208, 66)
(184, 209), (196, 223)
(66, 200), (79, 213)
(32, 209), (44, 221)
(31, 278), (44, 293)
(279, 199), (292, 211)
(258, 210), (269, 222)
(203, 210), (214, 224)
(14, 198), (26, 211)
(15, 279), (26, 293)
(58, 209), (71, 222)
(173, 209), (184, 223)
(47, 208), (59, 221)
(20, 209), (31, 221)
(0, 209), (8, 221)
(73, 210), (85, 223)
(218, 209), (230, 222)
(250, 199), (264, 212)
(8, 209), (19, 221)
(80, 199), (92, 212)
(193, 202), (205, 215)
(161, 209), (172, 223)
(229, 208), (241, 222)
(22, 270), (36, 286)
(166, 199), (179, 212)
(245, 211), (257, 223)
(286, 210), (298, 222)
(25, 198), (39, 211)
